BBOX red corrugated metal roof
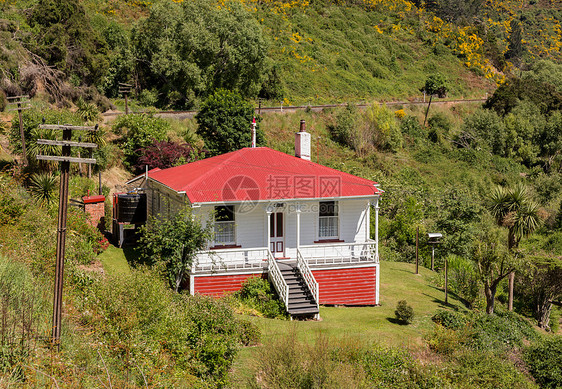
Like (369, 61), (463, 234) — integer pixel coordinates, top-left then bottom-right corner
(148, 147), (381, 203)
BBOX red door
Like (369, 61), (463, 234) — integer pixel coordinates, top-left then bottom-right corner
(270, 212), (284, 257)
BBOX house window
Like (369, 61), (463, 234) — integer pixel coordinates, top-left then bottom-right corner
(215, 205), (235, 245)
(319, 201), (338, 239)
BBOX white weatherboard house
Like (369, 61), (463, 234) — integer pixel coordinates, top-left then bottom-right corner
(132, 122), (383, 317)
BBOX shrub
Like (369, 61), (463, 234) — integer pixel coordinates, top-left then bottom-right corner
(432, 309), (468, 330)
(235, 276), (287, 319)
(394, 300), (414, 324)
(524, 336), (562, 389)
(469, 310), (539, 351)
(426, 324), (472, 355)
(27, 172), (58, 205)
(76, 268), (249, 387)
(237, 319), (261, 346)
(133, 140), (203, 174)
(400, 115), (425, 140)
(196, 89), (265, 156)
(364, 103), (403, 152)
(76, 97), (100, 122)
(328, 103), (359, 149)
(112, 113), (170, 169)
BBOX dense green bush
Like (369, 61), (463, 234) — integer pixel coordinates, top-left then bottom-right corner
(328, 103), (359, 149)
(524, 336), (562, 389)
(76, 268), (251, 387)
(431, 309), (538, 352)
(394, 300), (414, 324)
(432, 309), (469, 330)
(27, 0), (109, 85)
(400, 115), (425, 140)
(112, 113), (170, 169)
(196, 89), (265, 156)
(365, 103), (403, 152)
(235, 276), (287, 319)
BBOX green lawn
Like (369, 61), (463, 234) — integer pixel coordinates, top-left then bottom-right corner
(230, 261), (467, 386)
(98, 245), (134, 275)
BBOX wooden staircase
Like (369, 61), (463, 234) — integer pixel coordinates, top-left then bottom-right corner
(278, 261), (319, 318)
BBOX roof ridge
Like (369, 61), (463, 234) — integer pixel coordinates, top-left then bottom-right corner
(264, 147), (379, 186)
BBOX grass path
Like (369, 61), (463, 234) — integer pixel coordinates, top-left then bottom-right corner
(97, 245), (135, 275)
(230, 261), (467, 386)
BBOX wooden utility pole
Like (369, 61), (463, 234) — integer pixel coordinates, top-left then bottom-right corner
(36, 124), (98, 350)
(444, 256), (448, 304)
(415, 226), (419, 274)
(7, 95), (30, 166)
(119, 83), (132, 115)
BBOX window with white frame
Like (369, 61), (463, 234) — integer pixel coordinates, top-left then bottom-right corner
(319, 201), (339, 239)
(214, 205), (235, 245)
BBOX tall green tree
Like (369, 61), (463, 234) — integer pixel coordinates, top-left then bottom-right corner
(519, 254), (562, 329)
(132, 0), (268, 108)
(138, 208), (212, 292)
(196, 89), (265, 156)
(506, 19), (523, 67)
(472, 225), (515, 315)
(420, 74), (448, 127)
(487, 183), (541, 311)
(27, 0), (109, 85)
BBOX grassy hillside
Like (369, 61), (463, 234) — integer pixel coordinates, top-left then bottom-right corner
(2, 0), (561, 108)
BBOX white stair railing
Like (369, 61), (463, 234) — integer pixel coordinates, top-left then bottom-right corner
(297, 249), (319, 309)
(267, 250), (289, 310)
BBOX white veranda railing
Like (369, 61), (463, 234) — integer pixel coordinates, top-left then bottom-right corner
(298, 241), (377, 266)
(193, 247), (268, 272)
(267, 250), (289, 310)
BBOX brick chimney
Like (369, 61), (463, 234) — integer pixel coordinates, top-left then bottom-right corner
(295, 119), (311, 160)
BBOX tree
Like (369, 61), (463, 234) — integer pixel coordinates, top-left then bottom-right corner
(505, 19), (523, 67)
(28, 0), (109, 85)
(436, 188), (483, 259)
(487, 183), (541, 311)
(132, 0), (268, 108)
(138, 208), (212, 292)
(420, 74), (448, 127)
(196, 89), (265, 156)
(472, 225), (515, 314)
(520, 254), (562, 329)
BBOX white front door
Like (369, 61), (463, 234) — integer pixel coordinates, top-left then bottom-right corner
(270, 212), (285, 258)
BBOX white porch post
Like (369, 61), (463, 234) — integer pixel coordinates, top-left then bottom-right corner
(266, 208), (272, 252)
(189, 274), (195, 296)
(375, 197), (380, 261)
(296, 203), (301, 251)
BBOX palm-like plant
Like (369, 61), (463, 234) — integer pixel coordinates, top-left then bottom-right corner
(487, 182), (541, 311)
(27, 126), (61, 172)
(28, 173), (58, 205)
(488, 182), (540, 250)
